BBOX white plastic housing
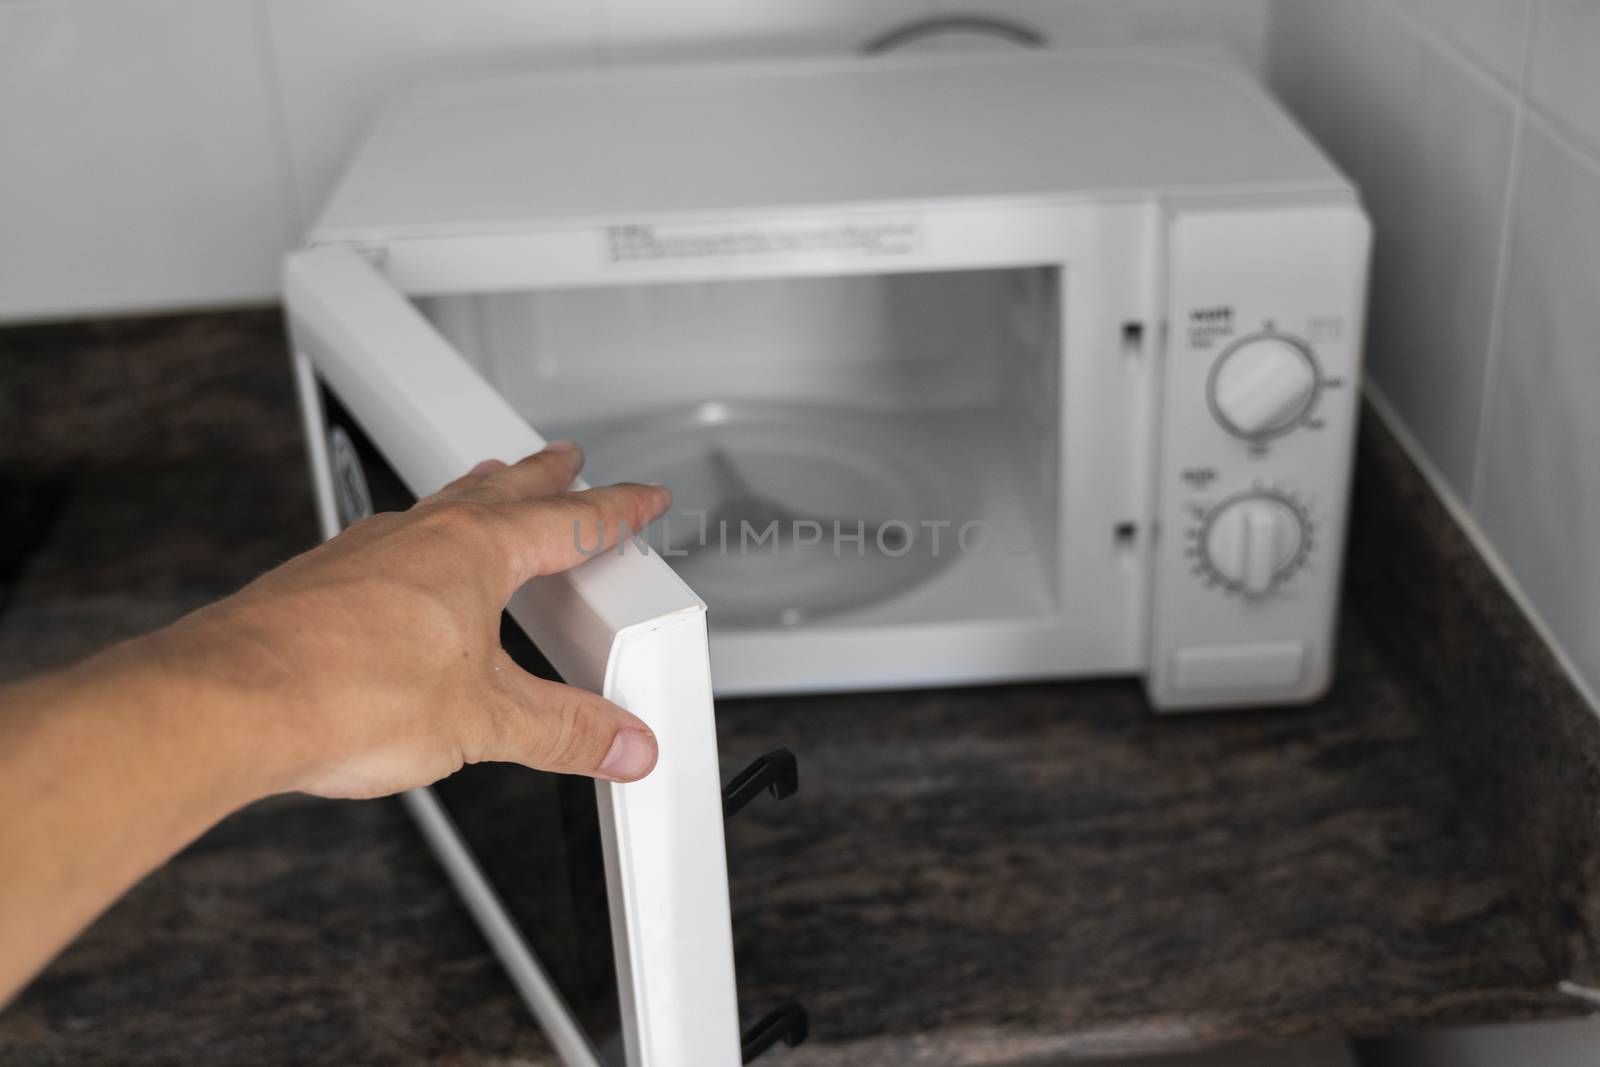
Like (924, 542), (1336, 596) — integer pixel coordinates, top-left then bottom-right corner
(295, 51), (1370, 714)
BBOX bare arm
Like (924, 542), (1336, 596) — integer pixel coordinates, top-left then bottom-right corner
(0, 443), (667, 1003)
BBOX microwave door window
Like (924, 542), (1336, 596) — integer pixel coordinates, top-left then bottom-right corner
(431, 629), (626, 1067)
(316, 383), (625, 1067)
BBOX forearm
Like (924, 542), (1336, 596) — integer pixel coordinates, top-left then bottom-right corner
(0, 632), (278, 1003)
(0, 446), (664, 1005)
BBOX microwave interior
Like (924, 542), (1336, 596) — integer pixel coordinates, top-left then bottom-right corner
(419, 265), (1065, 633)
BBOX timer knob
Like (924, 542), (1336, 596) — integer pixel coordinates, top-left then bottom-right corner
(1201, 494), (1306, 596)
(1209, 335), (1319, 439)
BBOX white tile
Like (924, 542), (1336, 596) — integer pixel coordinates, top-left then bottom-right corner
(1526, 0), (1600, 159)
(1357, 5), (1518, 498)
(1266, 0), (1371, 182)
(1384, 0), (1534, 86)
(264, 0), (601, 227)
(930, 0), (1272, 73)
(1476, 121), (1600, 694)
(0, 0), (293, 320)
(601, 0), (930, 64)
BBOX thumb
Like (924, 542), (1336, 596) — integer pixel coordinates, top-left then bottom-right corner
(487, 663), (659, 782)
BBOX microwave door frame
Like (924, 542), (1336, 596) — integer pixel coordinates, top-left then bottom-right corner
(283, 245), (742, 1067)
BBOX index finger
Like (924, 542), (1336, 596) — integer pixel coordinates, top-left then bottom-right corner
(474, 441), (586, 503)
(426, 441), (585, 507)
(499, 482), (672, 588)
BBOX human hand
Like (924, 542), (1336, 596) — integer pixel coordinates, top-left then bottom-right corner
(0, 441), (675, 1001)
(149, 442), (670, 800)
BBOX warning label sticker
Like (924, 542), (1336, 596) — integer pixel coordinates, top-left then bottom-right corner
(604, 218), (920, 266)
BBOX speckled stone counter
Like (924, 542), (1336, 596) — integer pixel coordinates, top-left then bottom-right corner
(1, 310), (1596, 1065)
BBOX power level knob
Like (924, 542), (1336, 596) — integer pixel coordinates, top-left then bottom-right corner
(1209, 335), (1319, 439)
(1201, 494), (1306, 596)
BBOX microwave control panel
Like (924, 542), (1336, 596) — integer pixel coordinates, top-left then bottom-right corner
(1146, 199), (1371, 711)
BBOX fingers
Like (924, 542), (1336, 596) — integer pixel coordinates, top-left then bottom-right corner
(426, 441), (583, 506)
(475, 441), (585, 502)
(508, 482), (672, 582)
(486, 663), (659, 781)
(422, 445), (670, 592)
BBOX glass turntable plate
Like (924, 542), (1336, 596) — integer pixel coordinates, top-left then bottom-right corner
(573, 401), (968, 628)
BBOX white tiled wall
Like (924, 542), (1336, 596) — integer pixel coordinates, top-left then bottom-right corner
(1386, 0), (1533, 86)
(1359, 6), (1517, 495)
(1269, 0), (1600, 733)
(0, 0), (1267, 322)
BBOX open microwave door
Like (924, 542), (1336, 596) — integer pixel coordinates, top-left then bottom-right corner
(283, 245), (742, 1067)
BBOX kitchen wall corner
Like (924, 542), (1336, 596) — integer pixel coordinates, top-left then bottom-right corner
(1268, 0), (1600, 716)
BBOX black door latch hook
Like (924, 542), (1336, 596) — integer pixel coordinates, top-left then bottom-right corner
(741, 1002), (809, 1063)
(724, 750), (807, 1060)
(722, 748), (799, 818)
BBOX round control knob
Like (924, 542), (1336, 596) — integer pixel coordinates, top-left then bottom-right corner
(1209, 335), (1319, 439)
(1201, 494), (1306, 596)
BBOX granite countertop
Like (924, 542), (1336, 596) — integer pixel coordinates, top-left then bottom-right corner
(2, 310), (1598, 1065)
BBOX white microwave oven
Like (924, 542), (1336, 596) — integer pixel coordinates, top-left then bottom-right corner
(286, 51), (1370, 1066)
